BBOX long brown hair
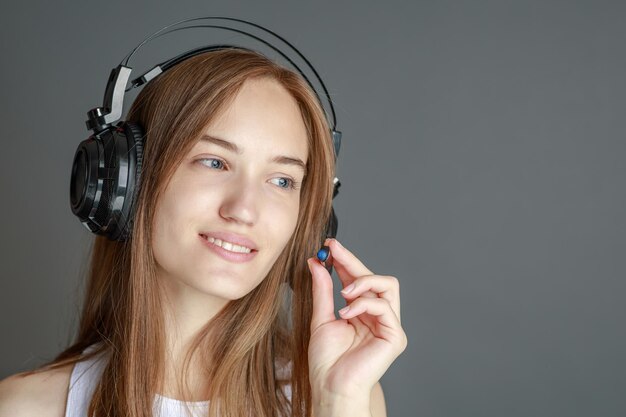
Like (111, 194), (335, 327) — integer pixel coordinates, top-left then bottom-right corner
(32, 48), (336, 417)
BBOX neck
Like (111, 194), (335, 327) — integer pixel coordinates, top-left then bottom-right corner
(158, 273), (230, 401)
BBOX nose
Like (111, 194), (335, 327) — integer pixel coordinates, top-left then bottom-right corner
(218, 176), (259, 226)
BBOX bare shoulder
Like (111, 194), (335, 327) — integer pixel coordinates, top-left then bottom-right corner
(0, 363), (74, 417)
(371, 381), (387, 417)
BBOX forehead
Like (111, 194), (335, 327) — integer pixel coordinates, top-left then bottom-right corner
(196, 77), (309, 159)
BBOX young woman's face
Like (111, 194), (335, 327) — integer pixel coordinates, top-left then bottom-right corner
(152, 77), (309, 303)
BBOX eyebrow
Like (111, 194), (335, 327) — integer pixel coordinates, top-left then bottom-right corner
(200, 135), (241, 154)
(199, 134), (307, 176)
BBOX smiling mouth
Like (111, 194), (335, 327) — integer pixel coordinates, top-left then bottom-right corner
(199, 234), (257, 254)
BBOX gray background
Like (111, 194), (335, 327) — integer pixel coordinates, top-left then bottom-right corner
(1, 0), (625, 416)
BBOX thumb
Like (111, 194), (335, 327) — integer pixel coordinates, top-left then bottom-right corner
(307, 257), (336, 332)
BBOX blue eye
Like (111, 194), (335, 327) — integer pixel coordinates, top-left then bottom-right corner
(199, 158), (225, 169)
(271, 177), (293, 189)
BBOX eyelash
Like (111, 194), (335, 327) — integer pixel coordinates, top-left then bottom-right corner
(197, 157), (301, 191)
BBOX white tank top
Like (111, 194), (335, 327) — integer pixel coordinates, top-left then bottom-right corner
(64, 344), (292, 417)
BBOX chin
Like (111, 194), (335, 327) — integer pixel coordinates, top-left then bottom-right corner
(187, 272), (262, 299)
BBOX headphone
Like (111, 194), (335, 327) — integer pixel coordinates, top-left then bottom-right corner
(70, 16), (342, 243)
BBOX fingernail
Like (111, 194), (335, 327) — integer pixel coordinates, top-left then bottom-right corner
(334, 238), (343, 248)
(338, 306), (350, 315)
(341, 283), (355, 294)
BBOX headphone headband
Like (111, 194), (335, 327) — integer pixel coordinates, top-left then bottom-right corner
(87, 17), (339, 144)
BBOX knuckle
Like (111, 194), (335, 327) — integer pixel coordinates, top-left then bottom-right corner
(397, 332), (408, 352)
(387, 275), (400, 290)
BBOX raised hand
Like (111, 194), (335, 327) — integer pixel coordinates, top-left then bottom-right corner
(306, 238), (407, 407)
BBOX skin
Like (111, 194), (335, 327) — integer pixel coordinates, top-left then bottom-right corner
(0, 76), (397, 417)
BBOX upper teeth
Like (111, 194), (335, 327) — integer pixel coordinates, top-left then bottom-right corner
(206, 236), (252, 253)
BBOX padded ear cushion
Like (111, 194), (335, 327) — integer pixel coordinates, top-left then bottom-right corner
(111, 121), (145, 241)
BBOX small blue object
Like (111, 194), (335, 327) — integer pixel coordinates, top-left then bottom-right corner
(317, 246), (330, 262)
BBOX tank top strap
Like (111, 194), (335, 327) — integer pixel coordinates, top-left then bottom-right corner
(64, 344), (108, 417)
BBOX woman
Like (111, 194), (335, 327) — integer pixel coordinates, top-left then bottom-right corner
(0, 48), (407, 417)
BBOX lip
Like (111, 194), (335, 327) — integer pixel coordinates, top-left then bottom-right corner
(198, 230), (259, 264)
(199, 231), (258, 251)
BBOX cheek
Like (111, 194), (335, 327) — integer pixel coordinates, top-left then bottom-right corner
(155, 176), (210, 226)
(151, 194), (180, 268)
(269, 197), (301, 247)
(152, 185), (203, 255)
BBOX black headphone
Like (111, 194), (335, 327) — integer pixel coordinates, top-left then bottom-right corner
(70, 16), (342, 242)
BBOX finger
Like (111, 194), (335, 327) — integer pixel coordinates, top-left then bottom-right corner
(337, 298), (404, 344)
(340, 275), (401, 323)
(323, 238), (373, 280)
(322, 242), (366, 297)
(322, 238), (377, 301)
(323, 238), (379, 300)
(307, 257), (336, 331)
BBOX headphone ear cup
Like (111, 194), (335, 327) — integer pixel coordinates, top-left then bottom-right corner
(69, 121), (145, 241)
